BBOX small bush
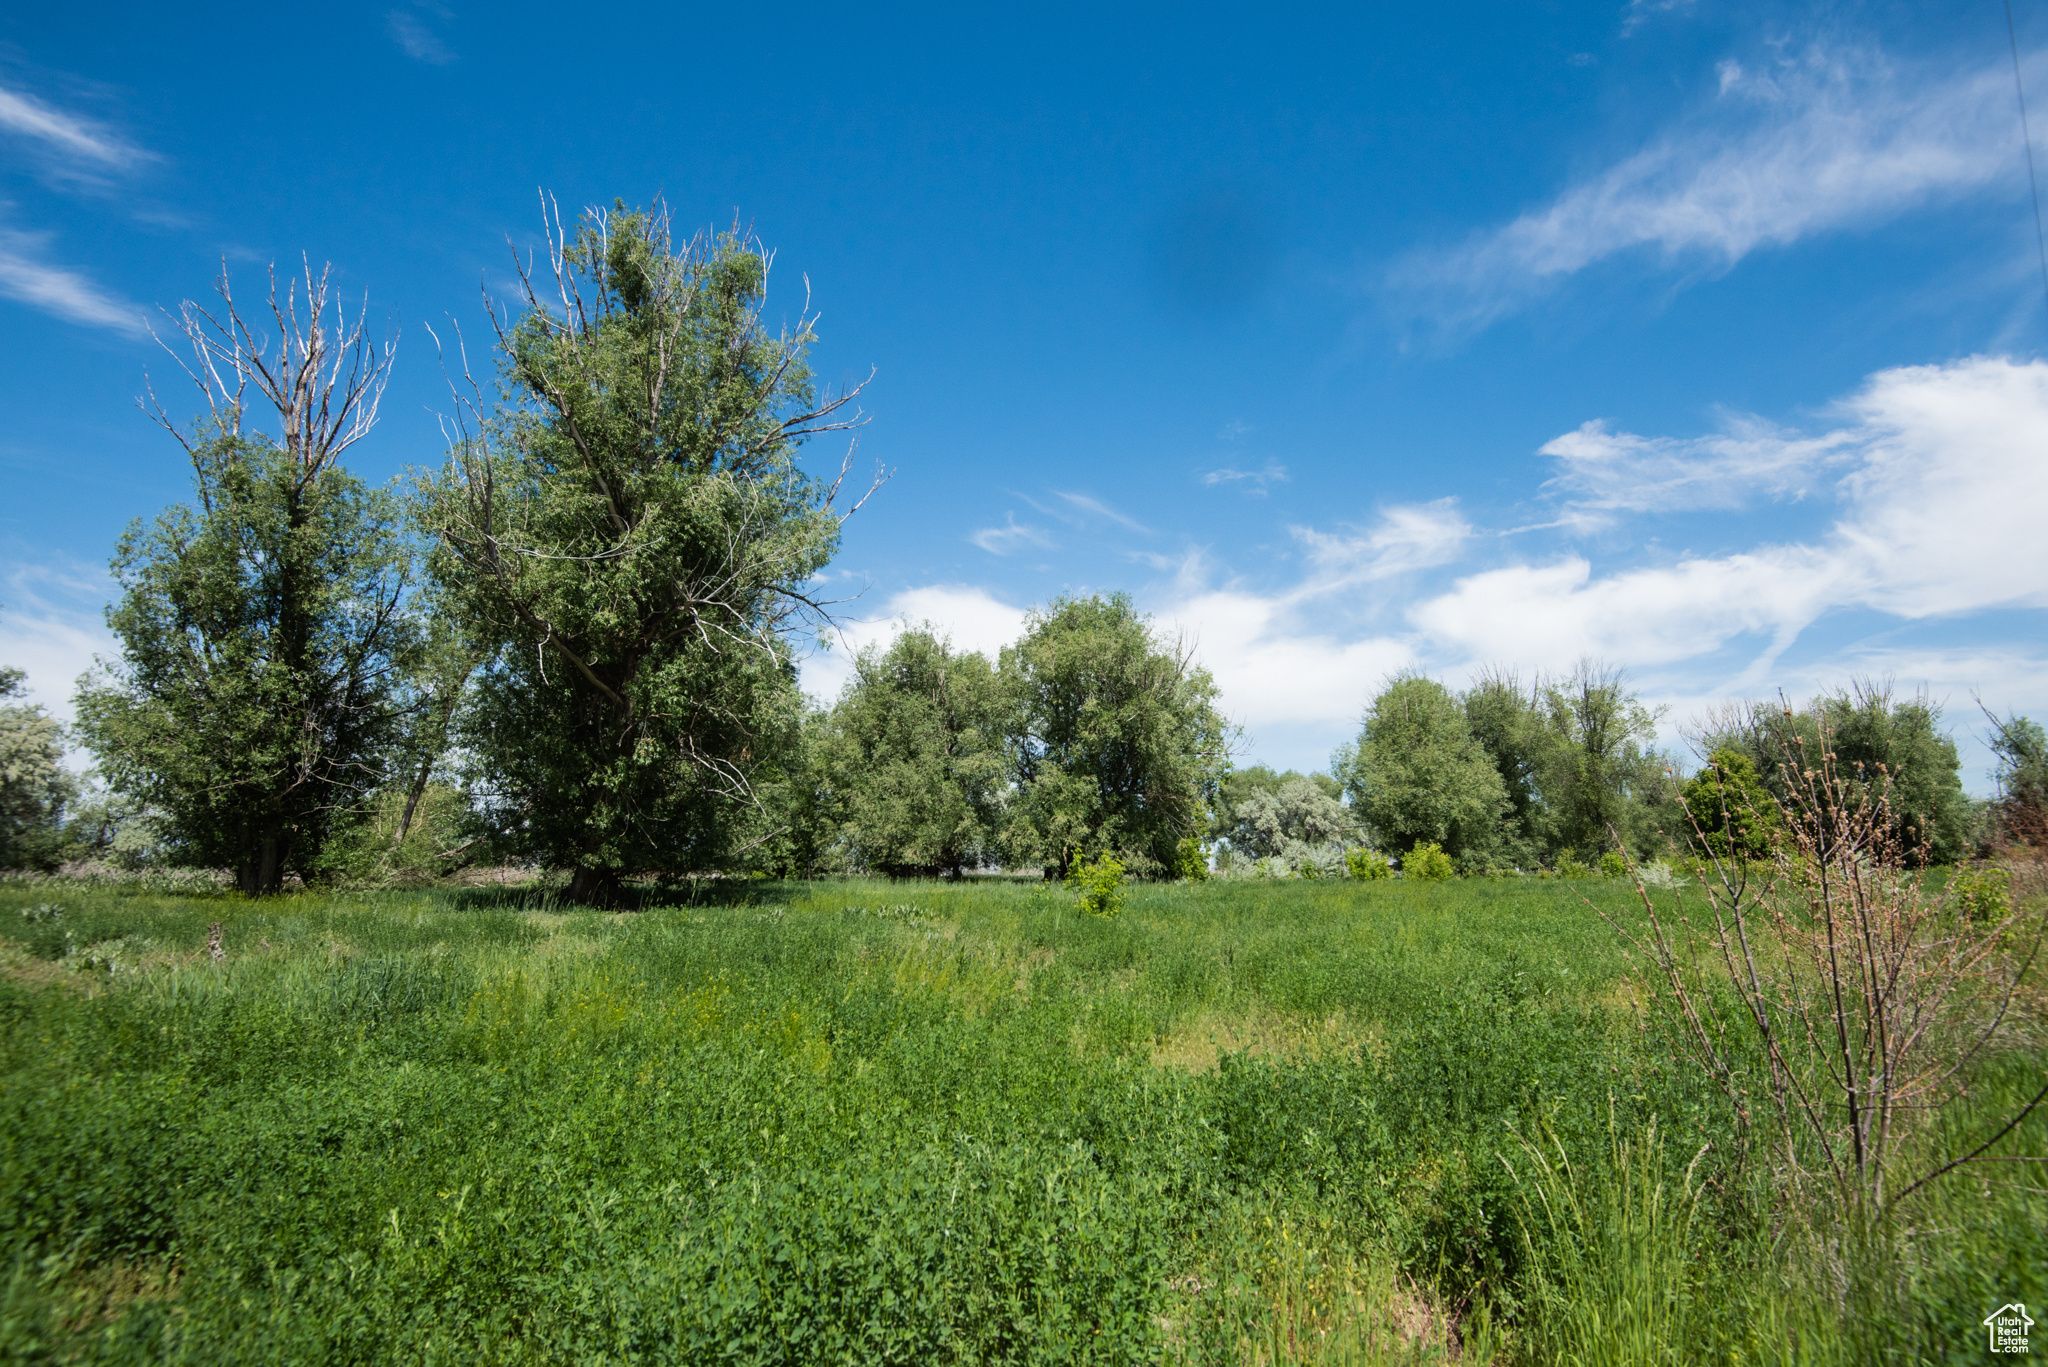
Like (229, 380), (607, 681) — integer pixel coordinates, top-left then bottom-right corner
(1956, 865), (2010, 922)
(1066, 850), (1126, 916)
(1404, 841), (1454, 882)
(1173, 837), (1209, 882)
(1598, 851), (1628, 879)
(1345, 848), (1392, 880)
(1554, 849), (1591, 879)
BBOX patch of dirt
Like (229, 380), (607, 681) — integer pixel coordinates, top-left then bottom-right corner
(1149, 1008), (1372, 1073)
(61, 1257), (181, 1332)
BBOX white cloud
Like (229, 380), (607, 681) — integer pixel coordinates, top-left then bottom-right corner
(1054, 491), (1150, 534)
(1395, 44), (2037, 331)
(1201, 461), (1288, 493)
(1287, 499), (1472, 598)
(0, 560), (117, 732)
(1540, 414), (1855, 523)
(0, 84), (146, 170)
(387, 9), (456, 64)
(1412, 546), (1842, 677)
(1165, 587), (1414, 729)
(1424, 354), (2048, 677)
(0, 226), (146, 335)
(801, 585), (1030, 704)
(1832, 357), (2048, 616)
(968, 514), (1054, 555)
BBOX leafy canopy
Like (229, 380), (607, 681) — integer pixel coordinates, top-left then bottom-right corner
(422, 205), (867, 897)
(1335, 674), (1506, 859)
(75, 431), (419, 891)
(819, 628), (1007, 877)
(1001, 593), (1229, 877)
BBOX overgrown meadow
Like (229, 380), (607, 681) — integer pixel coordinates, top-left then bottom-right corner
(1, 874), (2041, 1363)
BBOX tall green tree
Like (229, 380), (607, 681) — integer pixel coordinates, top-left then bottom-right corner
(819, 628), (1007, 877)
(1537, 661), (1675, 858)
(74, 266), (418, 893)
(1334, 673), (1506, 859)
(1680, 745), (1780, 860)
(1985, 709), (2047, 847)
(1463, 667), (1553, 861)
(421, 203), (875, 901)
(1212, 765), (1345, 859)
(1713, 684), (1971, 866)
(0, 666), (75, 871)
(1001, 594), (1229, 877)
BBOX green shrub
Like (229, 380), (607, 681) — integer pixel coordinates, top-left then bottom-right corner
(1066, 849), (1126, 916)
(1173, 836), (1210, 882)
(1598, 850), (1628, 879)
(1554, 848), (1591, 878)
(1345, 848), (1392, 880)
(1956, 865), (2011, 922)
(1404, 841), (1454, 882)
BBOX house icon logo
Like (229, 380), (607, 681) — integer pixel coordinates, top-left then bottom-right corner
(1984, 1303), (2034, 1353)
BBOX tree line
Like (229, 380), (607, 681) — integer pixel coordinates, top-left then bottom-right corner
(2, 201), (2044, 888)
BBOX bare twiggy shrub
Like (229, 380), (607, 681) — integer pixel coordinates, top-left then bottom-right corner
(1604, 709), (2046, 1213)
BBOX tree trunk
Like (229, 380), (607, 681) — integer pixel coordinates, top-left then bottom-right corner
(568, 865), (619, 906)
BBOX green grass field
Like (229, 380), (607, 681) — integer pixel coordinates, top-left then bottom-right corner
(0, 874), (2040, 1363)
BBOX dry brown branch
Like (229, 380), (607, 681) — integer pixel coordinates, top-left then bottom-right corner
(1601, 705), (2046, 1214)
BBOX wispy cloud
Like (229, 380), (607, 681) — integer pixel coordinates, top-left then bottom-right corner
(968, 514), (1054, 555)
(1621, 0), (1695, 38)
(0, 555), (119, 731)
(0, 83), (147, 172)
(1540, 412), (1856, 526)
(0, 225), (145, 335)
(1288, 499), (1472, 598)
(1201, 460), (1289, 494)
(387, 7), (457, 64)
(1053, 491), (1151, 534)
(1393, 44), (2036, 334)
(1417, 356), (2048, 676)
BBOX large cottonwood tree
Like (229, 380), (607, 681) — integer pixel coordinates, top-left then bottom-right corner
(75, 266), (417, 893)
(819, 628), (1007, 877)
(1001, 593), (1229, 877)
(421, 202), (876, 900)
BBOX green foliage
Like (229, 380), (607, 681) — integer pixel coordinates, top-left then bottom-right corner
(819, 628), (1007, 877)
(0, 666), (76, 870)
(310, 783), (480, 885)
(1597, 850), (1628, 878)
(74, 430), (421, 892)
(1221, 773), (1353, 867)
(1065, 849), (1127, 915)
(1812, 683), (1970, 865)
(1708, 683), (1971, 867)
(1680, 745), (1780, 861)
(1956, 865), (2011, 923)
(1463, 667), (1552, 861)
(421, 209), (849, 901)
(1173, 836), (1209, 882)
(1537, 661), (1674, 859)
(1554, 849), (1591, 878)
(1345, 847), (1392, 880)
(1403, 840), (1454, 882)
(1988, 711), (2048, 846)
(1001, 593), (1228, 877)
(0, 876), (2033, 1361)
(1336, 674), (1507, 859)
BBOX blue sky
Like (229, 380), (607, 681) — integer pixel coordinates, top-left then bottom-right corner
(3, 1), (2046, 791)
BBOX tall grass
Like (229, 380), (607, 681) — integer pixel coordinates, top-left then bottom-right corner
(0, 873), (2038, 1362)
